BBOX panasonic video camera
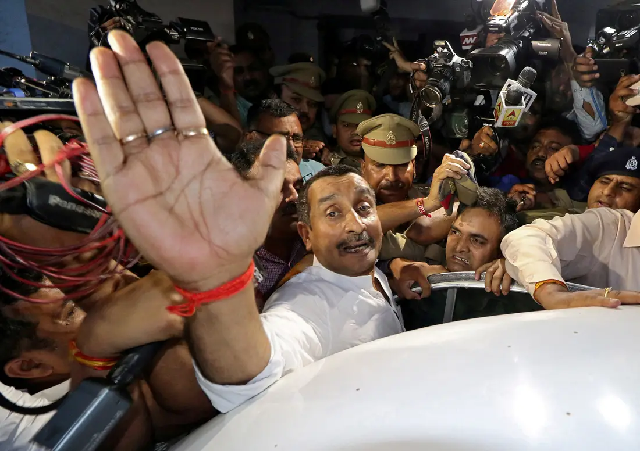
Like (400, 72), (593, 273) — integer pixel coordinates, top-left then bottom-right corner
(469, 0), (561, 89)
(89, 0), (216, 94)
(587, 1), (640, 84)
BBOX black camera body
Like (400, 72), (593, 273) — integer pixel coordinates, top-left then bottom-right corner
(588, 2), (640, 84)
(469, 0), (560, 89)
(89, 0), (216, 95)
(411, 41), (484, 140)
(418, 41), (472, 124)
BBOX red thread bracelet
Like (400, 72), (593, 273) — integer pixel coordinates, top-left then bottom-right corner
(416, 198), (432, 218)
(167, 261), (255, 317)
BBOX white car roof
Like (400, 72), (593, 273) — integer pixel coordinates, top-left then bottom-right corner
(174, 306), (640, 451)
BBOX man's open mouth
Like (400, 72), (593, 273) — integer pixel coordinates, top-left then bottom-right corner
(451, 255), (470, 266)
(531, 157), (546, 168)
(340, 241), (372, 254)
(349, 138), (362, 147)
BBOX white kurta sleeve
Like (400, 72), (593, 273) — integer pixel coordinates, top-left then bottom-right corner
(195, 292), (330, 413)
(501, 209), (621, 295)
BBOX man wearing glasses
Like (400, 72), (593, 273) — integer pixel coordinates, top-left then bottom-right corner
(246, 99), (325, 182)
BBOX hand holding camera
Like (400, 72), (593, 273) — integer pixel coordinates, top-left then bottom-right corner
(207, 37), (235, 91)
(611, 74), (640, 124)
(536, 0), (575, 64)
(571, 47), (600, 88)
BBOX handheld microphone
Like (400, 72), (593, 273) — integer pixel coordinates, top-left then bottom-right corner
(494, 87), (524, 128)
(500, 66), (537, 111)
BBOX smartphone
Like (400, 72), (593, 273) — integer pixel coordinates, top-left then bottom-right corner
(626, 80), (640, 107)
(594, 58), (634, 85)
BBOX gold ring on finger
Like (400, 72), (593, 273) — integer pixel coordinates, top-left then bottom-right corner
(604, 287), (612, 298)
(119, 132), (148, 145)
(179, 127), (209, 138)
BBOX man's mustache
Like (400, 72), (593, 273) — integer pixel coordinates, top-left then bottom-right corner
(378, 181), (406, 191)
(298, 112), (310, 122)
(337, 231), (374, 250)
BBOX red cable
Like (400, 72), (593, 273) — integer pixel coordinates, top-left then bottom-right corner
(0, 114), (138, 303)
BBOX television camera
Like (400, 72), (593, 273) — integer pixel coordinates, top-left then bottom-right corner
(89, 0), (216, 95)
(469, 0), (560, 89)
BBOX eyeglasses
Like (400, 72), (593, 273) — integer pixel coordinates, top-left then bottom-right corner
(252, 130), (304, 145)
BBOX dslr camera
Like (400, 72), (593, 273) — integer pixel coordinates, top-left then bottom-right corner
(89, 0), (216, 94)
(469, 0), (561, 89)
(415, 40), (472, 126)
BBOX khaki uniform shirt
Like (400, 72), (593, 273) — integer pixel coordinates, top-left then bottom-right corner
(502, 208), (640, 295)
(379, 187), (455, 263)
(326, 147), (363, 169)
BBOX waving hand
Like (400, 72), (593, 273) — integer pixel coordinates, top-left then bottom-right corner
(74, 31), (287, 291)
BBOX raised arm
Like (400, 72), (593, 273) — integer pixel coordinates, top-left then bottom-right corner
(74, 31), (284, 397)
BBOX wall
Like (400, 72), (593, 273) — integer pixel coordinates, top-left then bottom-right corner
(0, 0), (36, 77)
(22, 0), (236, 70)
(236, 0), (614, 64)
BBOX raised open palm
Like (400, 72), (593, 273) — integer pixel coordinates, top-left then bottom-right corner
(73, 31), (286, 291)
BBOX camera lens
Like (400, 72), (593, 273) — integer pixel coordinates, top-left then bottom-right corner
(489, 56), (508, 75)
(418, 86), (445, 124)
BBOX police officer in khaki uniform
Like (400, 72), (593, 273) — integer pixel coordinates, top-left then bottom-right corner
(270, 63), (328, 149)
(356, 114), (448, 262)
(324, 90), (376, 168)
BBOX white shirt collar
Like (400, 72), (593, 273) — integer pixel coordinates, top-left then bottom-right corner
(312, 257), (391, 299)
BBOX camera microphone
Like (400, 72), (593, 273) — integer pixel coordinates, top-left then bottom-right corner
(0, 49), (90, 82)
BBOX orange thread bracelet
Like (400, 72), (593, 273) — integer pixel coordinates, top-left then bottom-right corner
(69, 340), (118, 371)
(533, 279), (568, 303)
(416, 198), (432, 218)
(167, 261), (256, 317)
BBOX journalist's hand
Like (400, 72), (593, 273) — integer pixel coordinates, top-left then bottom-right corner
(74, 30), (287, 292)
(470, 126), (498, 156)
(610, 74), (640, 124)
(207, 37), (235, 91)
(425, 153), (470, 210)
(382, 39), (426, 75)
(545, 145), (579, 184)
(476, 258), (512, 296)
(571, 47), (599, 88)
(537, 10), (575, 64)
(507, 184), (536, 212)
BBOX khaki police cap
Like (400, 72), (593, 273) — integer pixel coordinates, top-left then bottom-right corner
(270, 62), (326, 102)
(329, 90), (376, 124)
(356, 113), (421, 165)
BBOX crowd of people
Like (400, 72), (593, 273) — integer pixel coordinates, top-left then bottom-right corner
(1, 1), (640, 450)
